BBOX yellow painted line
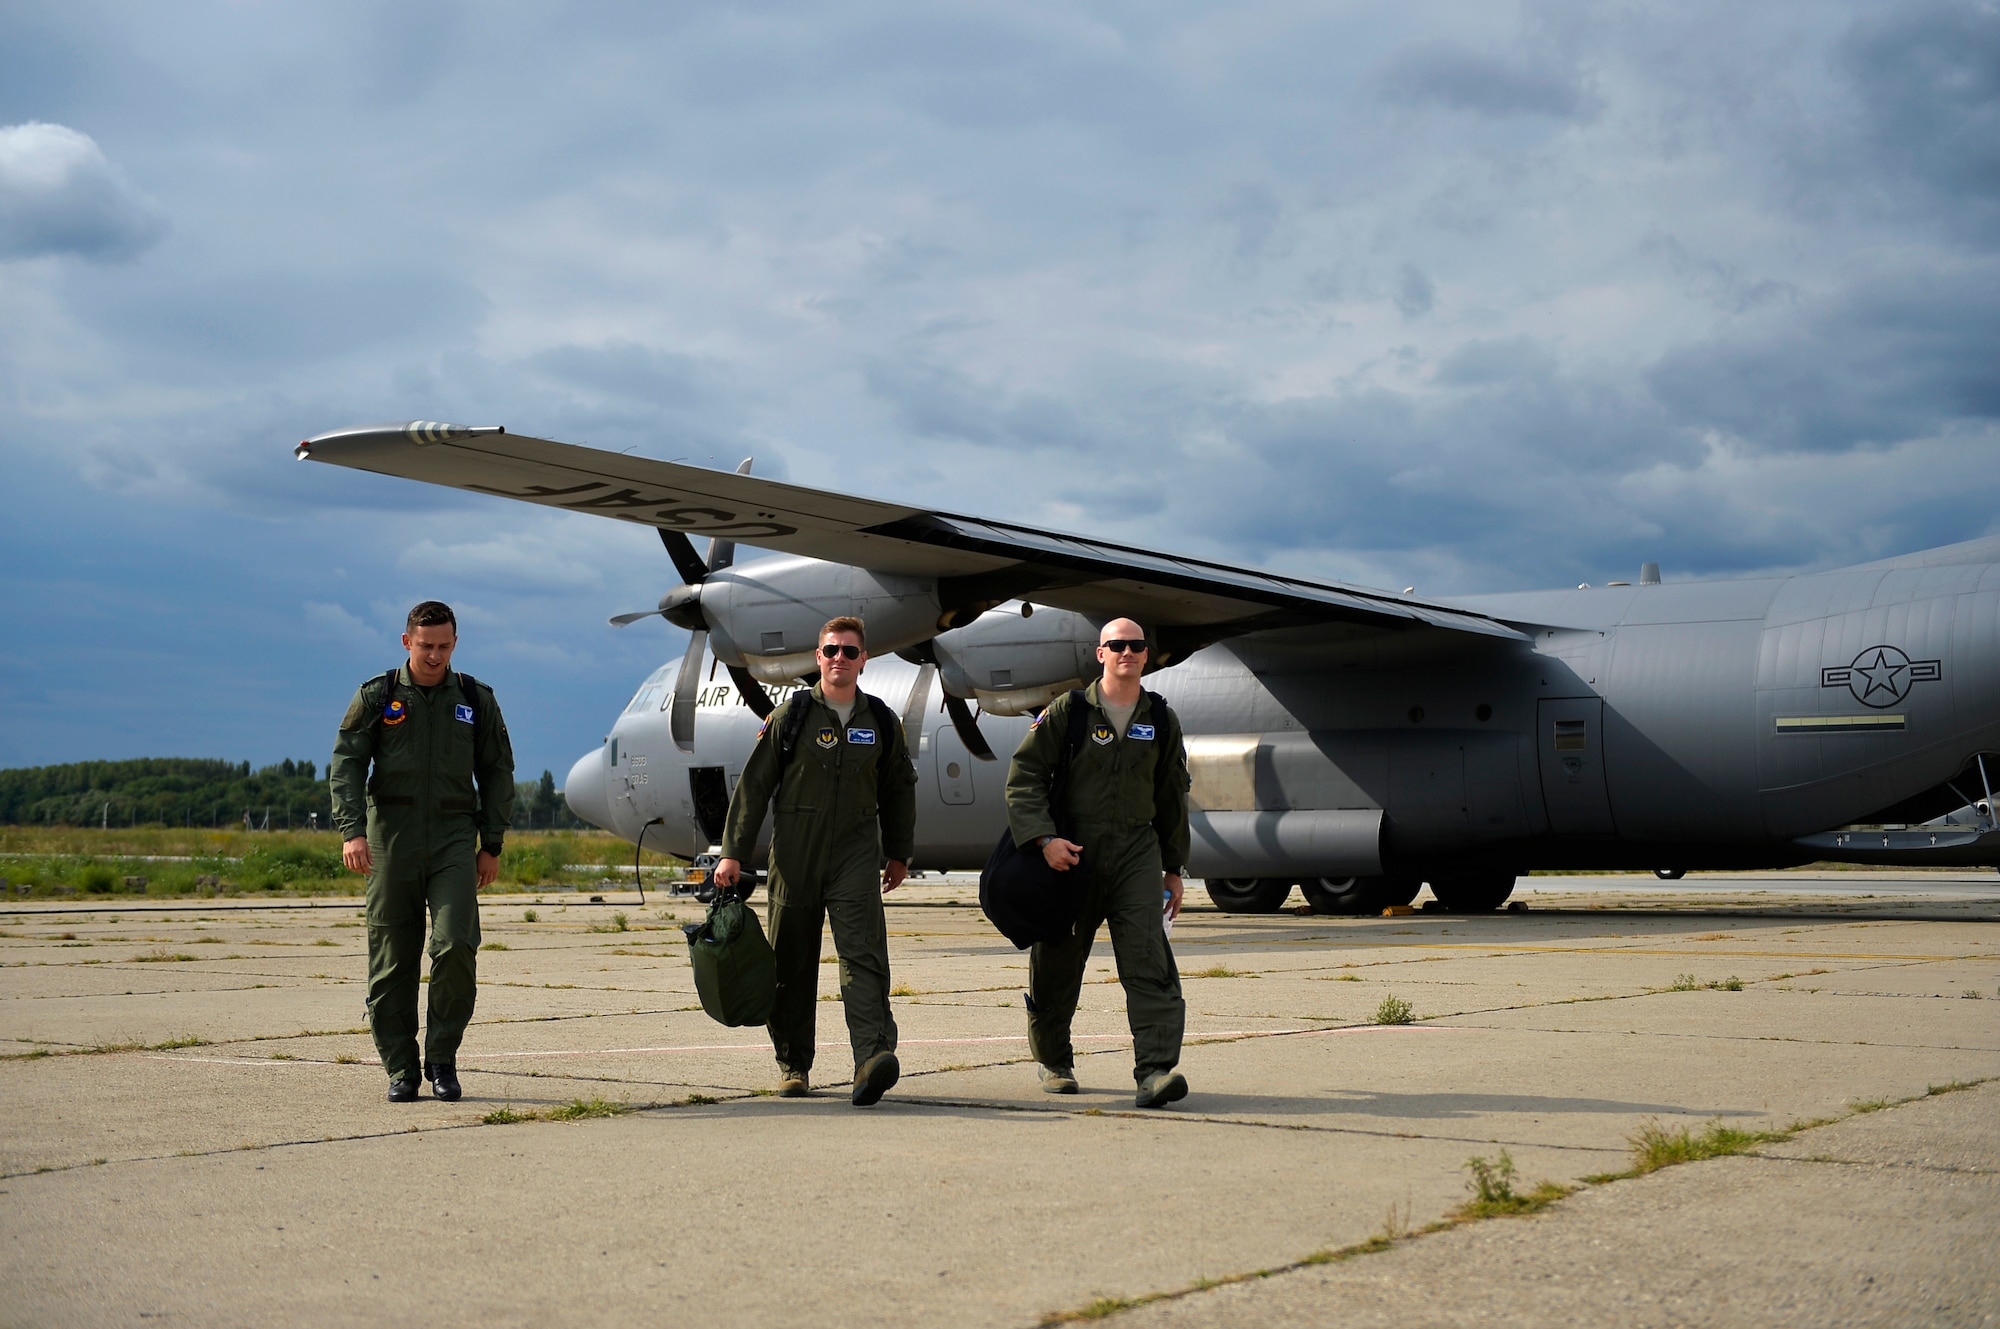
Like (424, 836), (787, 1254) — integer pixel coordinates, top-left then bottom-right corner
(1343, 944), (1977, 961)
(1204, 943), (1976, 961)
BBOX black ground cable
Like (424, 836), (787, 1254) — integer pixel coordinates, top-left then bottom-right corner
(632, 818), (664, 906)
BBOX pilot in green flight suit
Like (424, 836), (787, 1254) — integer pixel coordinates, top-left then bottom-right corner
(714, 616), (917, 1106)
(1005, 616), (1193, 1108)
(330, 601), (514, 1103)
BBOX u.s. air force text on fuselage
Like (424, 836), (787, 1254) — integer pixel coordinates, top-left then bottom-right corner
(298, 421), (2000, 913)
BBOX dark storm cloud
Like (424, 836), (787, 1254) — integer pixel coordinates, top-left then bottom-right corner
(9, 0), (2000, 772)
(64, 264), (486, 374)
(1394, 264), (1434, 318)
(1648, 265), (2000, 452)
(1373, 40), (1592, 119)
(0, 122), (164, 260)
(352, 0), (466, 106)
(864, 357), (1108, 459)
(1836, 1), (2000, 235)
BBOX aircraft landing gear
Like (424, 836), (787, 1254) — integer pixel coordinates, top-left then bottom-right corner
(1299, 875), (1423, 915)
(1202, 877), (1295, 913)
(1653, 868), (1687, 880)
(1426, 872), (1517, 913)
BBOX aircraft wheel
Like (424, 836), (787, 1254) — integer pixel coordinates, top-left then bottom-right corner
(1653, 868), (1687, 880)
(1203, 877), (1295, 913)
(1299, 875), (1423, 914)
(1426, 872), (1516, 913)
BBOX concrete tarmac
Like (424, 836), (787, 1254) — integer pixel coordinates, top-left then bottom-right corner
(2, 872), (1996, 1327)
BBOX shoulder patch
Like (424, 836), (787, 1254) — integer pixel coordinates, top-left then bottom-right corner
(1029, 710), (1048, 731)
(757, 715), (772, 740)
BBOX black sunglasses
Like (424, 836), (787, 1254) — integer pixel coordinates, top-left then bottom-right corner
(818, 642), (863, 660)
(1100, 639), (1148, 654)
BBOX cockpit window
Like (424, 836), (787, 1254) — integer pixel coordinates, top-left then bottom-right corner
(623, 664), (676, 715)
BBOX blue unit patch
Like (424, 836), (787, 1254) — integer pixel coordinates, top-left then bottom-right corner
(847, 727), (877, 745)
(382, 699), (408, 727)
(1127, 723), (1155, 741)
(454, 703), (475, 724)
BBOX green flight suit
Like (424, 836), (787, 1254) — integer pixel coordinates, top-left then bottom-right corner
(330, 666), (514, 1083)
(1005, 682), (1191, 1084)
(720, 684), (917, 1079)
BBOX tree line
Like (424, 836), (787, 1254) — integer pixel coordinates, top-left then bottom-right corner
(0, 758), (588, 830)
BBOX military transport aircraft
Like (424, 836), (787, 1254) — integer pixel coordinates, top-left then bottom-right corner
(298, 421), (2000, 913)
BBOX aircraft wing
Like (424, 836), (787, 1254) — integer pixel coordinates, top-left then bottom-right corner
(297, 420), (1529, 643)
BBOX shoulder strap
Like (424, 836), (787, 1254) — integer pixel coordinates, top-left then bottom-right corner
(773, 691), (816, 776)
(368, 669), (398, 729)
(1060, 689), (1090, 769)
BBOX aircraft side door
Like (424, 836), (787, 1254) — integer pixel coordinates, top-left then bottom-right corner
(934, 726), (976, 806)
(1537, 697), (1617, 836)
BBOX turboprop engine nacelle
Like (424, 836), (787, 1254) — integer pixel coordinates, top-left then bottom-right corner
(934, 604), (1102, 715)
(694, 555), (944, 683)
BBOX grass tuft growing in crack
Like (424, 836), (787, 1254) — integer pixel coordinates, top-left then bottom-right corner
(1629, 1118), (1764, 1174)
(485, 1095), (636, 1124)
(546, 1096), (632, 1121)
(1373, 995), (1414, 1025)
(1454, 1150), (1572, 1219)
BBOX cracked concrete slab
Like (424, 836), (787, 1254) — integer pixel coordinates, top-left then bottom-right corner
(1111, 1083), (2000, 1329)
(1, 874), (1995, 1327)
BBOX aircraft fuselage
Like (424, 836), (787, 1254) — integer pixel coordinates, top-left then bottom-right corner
(566, 550), (2000, 880)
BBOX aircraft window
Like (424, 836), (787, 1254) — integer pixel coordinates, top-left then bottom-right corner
(1553, 719), (1588, 751)
(624, 664), (675, 715)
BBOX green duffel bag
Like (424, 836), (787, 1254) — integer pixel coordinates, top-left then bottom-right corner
(683, 890), (776, 1027)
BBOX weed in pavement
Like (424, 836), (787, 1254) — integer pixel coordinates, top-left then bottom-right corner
(1373, 994), (1415, 1025)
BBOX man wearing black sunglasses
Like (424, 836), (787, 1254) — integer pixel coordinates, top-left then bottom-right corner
(1005, 617), (1192, 1108)
(714, 617), (917, 1106)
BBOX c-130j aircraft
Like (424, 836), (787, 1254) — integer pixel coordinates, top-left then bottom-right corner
(299, 421), (2000, 914)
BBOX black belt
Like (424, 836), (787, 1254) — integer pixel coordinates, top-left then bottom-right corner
(370, 796), (476, 812)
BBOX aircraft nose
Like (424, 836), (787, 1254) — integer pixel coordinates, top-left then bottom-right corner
(563, 744), (613, 831)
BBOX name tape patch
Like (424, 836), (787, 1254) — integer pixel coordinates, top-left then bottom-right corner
(847, 727), (877, 745)
(1127, 723), (1155, 741)
(454, 703), (475, 724)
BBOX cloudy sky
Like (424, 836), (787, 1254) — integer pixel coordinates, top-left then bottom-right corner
(3, 1), (1996, 782)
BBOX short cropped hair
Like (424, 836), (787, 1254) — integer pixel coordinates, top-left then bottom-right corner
(821, 615), (866, 646)
(406, 601), (458, 634)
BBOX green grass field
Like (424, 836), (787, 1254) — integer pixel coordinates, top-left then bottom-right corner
(0, 827), (683, 899)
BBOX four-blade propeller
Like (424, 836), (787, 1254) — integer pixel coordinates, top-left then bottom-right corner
(607, 459), (775, 748)
(609, 456), (1001, 760)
